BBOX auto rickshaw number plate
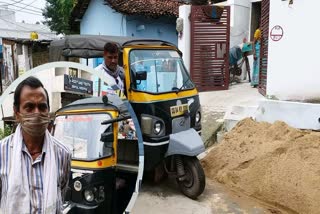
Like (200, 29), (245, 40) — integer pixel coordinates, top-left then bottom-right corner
(170, 104), (189, 117)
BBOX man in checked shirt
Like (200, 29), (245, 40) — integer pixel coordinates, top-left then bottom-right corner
(0, 76), (71, 214)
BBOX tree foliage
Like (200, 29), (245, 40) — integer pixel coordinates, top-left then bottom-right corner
(0, 125), (12, 140)
(43, 0), (76, 35)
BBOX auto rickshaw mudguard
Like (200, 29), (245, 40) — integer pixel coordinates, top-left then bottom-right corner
(165, 128), (205, 157)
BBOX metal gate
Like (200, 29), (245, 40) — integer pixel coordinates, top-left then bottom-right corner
(190, 5), (230, 92)
(259, 0), (269, 95)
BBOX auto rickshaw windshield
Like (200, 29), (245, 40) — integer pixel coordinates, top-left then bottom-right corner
(129, 49), (194, 93)
(54, 113), (113, 160)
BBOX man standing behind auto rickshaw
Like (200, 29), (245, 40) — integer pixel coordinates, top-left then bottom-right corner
(0, 76), (71, 213)
(95, 42), (125, 92)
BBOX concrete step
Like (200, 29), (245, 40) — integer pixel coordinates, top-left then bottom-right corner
(223, 105), (258, 132)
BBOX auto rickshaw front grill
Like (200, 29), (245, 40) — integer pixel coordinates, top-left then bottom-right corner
(172, 116), (190, 134)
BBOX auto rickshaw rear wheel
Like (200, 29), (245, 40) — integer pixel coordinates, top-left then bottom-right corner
(176, 156), (205, 199)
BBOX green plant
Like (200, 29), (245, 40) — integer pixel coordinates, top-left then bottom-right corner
(0, 125), (12, 140)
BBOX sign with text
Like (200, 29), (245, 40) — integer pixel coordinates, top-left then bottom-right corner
(270, 25), (284, 42)
(64, 74), (93, 95)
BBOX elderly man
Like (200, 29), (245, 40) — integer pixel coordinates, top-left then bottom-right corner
(95, 42), (125, 92)
(0, 76), (71, 213)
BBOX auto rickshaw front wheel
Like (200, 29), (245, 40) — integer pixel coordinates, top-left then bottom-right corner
(176, 156), (206, 199)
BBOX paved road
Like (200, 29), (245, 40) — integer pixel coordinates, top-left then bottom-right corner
(132, 177), (281, 214)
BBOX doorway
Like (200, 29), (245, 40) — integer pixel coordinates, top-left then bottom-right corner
(250, 1), (261, 41)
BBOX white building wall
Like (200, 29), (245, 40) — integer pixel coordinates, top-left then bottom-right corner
(1, 68), (60, 120)
(227, 0), (252, 81)
(267, 0), (320, 101)
(33, 68), (57, 111)
(1, 93), (14, 119)
(227, 0), (251, 48)
(178, 5), (191, 73)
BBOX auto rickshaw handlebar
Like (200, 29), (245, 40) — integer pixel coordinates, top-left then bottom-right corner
(101, 115), (132, 125)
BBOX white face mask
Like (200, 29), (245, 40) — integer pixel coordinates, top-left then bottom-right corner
(18, 112), (51, 137)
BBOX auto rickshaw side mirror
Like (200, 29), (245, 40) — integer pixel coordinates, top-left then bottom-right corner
(136, 71), (147, 81)
(100, 132), (114, 143)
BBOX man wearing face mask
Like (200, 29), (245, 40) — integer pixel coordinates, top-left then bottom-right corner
(0, 76), (71, 214)
(95, 42), (125, 94)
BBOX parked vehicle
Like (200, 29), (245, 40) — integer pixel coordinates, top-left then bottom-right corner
(53, 94), (138, 214)
(50, 35), (206, 199)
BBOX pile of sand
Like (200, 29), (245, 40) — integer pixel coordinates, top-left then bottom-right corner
(202, 118), (320, 214)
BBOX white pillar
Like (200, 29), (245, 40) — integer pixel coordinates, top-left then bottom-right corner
(178, 5), (191, 74)
(226, 0), (251, 48)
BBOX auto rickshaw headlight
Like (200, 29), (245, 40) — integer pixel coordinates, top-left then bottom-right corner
(74, 180), (82, 192)
(84, 189), (95, 202)
(154, 122), (162, 135)
(141, 114), (165, 137)
(195, 111), (201, 124)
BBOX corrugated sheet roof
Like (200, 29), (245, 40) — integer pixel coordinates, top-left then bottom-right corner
(0, 19), (58, 41)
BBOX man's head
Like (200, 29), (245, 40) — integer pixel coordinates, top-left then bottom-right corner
(103, 42), (119, 72)
(14, 76), (51, 137)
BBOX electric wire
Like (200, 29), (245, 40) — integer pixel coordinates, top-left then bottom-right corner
(0, 0), (24, 7)
(0, 3), (42, 14)
(1, 0), (42, 10)
(0, 0), (41, 18)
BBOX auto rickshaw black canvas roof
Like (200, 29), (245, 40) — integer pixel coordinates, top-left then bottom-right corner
(49, 34), (178, 61)
(56, 95), (130, 117)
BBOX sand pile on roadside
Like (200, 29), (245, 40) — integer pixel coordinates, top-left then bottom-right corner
(202, 118), (320, 214)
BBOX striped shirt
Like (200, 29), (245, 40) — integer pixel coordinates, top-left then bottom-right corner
(0, 134), (71, 214)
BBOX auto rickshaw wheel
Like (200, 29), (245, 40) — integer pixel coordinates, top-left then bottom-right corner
(176, 156), (205, 200)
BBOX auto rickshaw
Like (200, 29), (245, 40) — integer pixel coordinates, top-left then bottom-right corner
(49, 35), (206, 199)
(52, 93), (139, 214)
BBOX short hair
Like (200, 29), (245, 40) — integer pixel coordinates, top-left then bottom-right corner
(104, 42), (119, 54)
(14, 76), (50, 111)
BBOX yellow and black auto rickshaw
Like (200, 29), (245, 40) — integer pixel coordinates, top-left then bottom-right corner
(50, 35), (206, 199)
(53, 94), (139, 214)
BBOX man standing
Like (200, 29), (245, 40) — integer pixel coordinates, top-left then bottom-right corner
(0, 76), (71, 213)
(95, 42), (125, 93)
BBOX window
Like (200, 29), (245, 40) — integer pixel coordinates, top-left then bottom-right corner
(129, 50), (194, 93)
(54, 113), (113, 160)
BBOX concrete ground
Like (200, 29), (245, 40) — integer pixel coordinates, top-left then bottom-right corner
(131, 83), (276, 214)
(132, 179), (281, 214)
(199, 82), (264, 146)
(199, 82), (263, 113)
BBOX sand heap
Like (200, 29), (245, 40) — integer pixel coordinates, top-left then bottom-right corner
(202, 118), (320, 214)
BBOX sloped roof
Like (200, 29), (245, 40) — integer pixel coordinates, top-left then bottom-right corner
(70, 0), (188, 31)
(104, 0), (186, 17)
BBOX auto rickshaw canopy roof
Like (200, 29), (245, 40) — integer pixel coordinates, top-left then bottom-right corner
(56, 94), (130, 118)
(49, 35), (178, 61)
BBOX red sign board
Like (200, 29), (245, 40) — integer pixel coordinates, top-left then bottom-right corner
(270, 25), (284, 42)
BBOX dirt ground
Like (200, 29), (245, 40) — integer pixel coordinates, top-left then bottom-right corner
(202, 118), (320, 214)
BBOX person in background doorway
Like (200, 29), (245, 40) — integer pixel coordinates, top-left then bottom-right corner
(251, 25), (261, 88)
